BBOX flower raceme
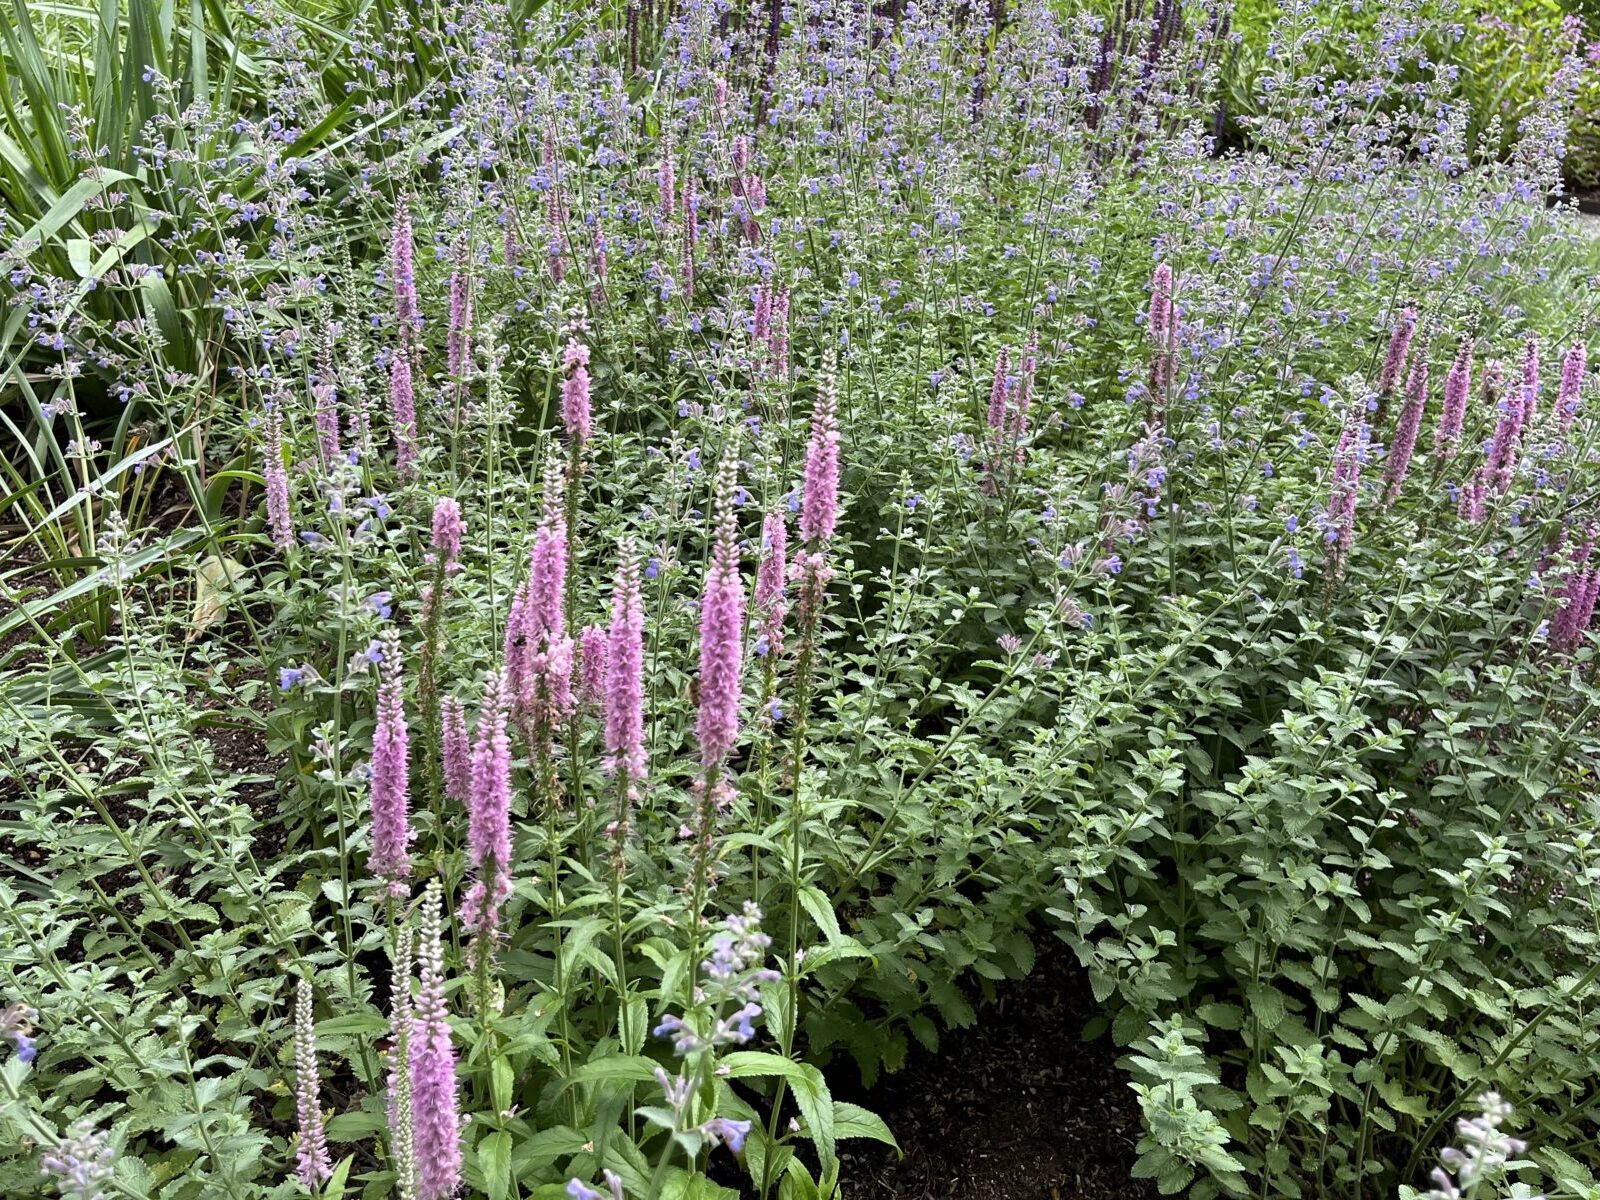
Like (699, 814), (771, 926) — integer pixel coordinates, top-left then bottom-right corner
(696, 456), (746, 767)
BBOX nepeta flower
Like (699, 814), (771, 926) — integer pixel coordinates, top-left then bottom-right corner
(292, 978), (333, 1188)
(566, 1171), (624, 1200)
(1, 1002), (37, 1063)
(696, 456), (746, 766)
(39, 1118), (115, 1200)
(1421, 1092), (1535, 1200)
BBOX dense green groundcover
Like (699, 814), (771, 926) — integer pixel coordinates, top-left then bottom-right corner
(4, 2), (1600, 1199)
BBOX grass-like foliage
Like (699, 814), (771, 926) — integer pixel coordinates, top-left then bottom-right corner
(3, 2), (1600, 1199)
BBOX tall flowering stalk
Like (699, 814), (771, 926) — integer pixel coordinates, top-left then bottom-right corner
(755, 509), (789, 660)
(1147, 261), (1178, 404)
(696, 454), (746, 769)
(431, 498), (463, 574)
(604, 543), (647, 822)
(441, 696), (471, 804)
(1521, 336), (1542, 429)
(561, 341), (593, 449)
(462, 671), (513, 946)
(292, 978), (333, 1189)
(386, 925), (418, 1200)
(312, 375), (342, 468)
(1557, 341), (1587, 433)
(603, 540), (647, 1050)
(369, 628), (413, 895)
(1434, 336), (1474, 457)
(1382, 349), (1429, 505)
(389, 350), (418, 477)
(264, 403), (294, 550)
(1551, 530), (1600, 652)
(411, 881), (461, 1200)
(446, 248), (473, 380)
(392, 200), (419, 337)
(1376, 307), (1414, 401)
(579, 625), (609, 710)
(1322, 402), (1368, 581)
(1485, 365), (1528, 495)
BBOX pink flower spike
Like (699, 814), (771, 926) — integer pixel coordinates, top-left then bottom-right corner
(799, 357), (842, 545)
(292, 978), (332, 1189)
(985, 345), (1011, 431)
(369, 634), (412, 890)
(389, 351), (418, 476)
(1378, 307), (1418, 396)
(696, 458), (746, 766)
(1382, 351), (1429, 505)
(462, 672), (512, 936)
(580, 624), (609, 710)
(264, 403), (294, 550)
(410, 882), (461, 1200)
(1434, 337), (1474, 457)
(441, 696), (471, 805)
(561, 341), (593, 447)
(392, 201), (419, 337)
(431, 497), (464, 572)
(1558, 342), (1587, 433)
(604, 544), (647, 788)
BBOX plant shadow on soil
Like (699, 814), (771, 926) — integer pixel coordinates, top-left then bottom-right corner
(822, 936), (1159, 1200)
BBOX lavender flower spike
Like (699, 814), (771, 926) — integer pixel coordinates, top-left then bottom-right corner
(292, 978), (333, 1188)
(696, 455), (747, 766)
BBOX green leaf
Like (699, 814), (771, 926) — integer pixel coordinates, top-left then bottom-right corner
(478, 1130), (512, 1200)
(832, 1101), (898, 1150)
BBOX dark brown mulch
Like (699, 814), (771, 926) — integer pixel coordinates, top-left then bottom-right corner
(834, 936), (1158, 1200)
